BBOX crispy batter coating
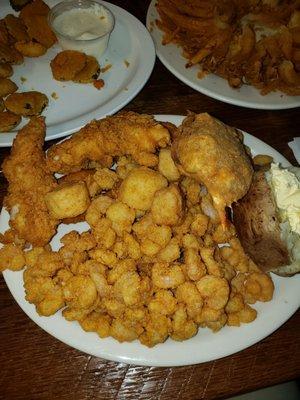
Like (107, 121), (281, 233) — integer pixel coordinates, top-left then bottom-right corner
(4, 91), (48, 116)
(4, 14), (29, 42)
(0, 77), (18, 97)
(0, 98), (4, 112)
(0, 111), (21, 132)
(0, 62), (13, 78)
(2, 117), (59, 246)
(10, 0), (33, 12)
(73, 55), (100, 83)
(14, 40), (47, 57)
(50, 50), (87, 81)
(0, 42), (24, 64)
(46, 111), (171, 174)
(22, 14), (56, 49)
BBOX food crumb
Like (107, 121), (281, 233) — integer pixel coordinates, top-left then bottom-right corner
(51, 92), (59, 100)
(93, 79), (105, 90)
(124, 59), (130, 68)
(101, 64), (112, 73)
(20, 77), (27, 83)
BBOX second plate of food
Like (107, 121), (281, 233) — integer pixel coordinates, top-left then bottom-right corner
(2, 114), (300, 367)
(146, 0), (300, 110)
(0, 0), (155, 146)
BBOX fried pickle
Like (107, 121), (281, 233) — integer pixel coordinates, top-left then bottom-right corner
(0, 62), (13, 78)
(0, 42), (23, 64)
(50, 50), (87, 81)
(4, 14), (29, 42)
(14, 40), (47, 57)
(0, 77), (18, 97)
(5, 91), (48, 116)
(0, 111), (21, 132)
(73, 55), (100, 83)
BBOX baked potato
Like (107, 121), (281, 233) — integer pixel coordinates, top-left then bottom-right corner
(233, 167), (300, 277)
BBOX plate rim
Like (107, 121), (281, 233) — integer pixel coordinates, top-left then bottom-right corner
(2, 114), (300, 367)
(146, 0), (300, 111)
(0, 0), (156, 147)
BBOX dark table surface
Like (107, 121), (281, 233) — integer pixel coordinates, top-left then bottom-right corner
(0, 1), (299, 399)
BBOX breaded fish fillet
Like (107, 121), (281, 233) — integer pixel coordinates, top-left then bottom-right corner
(46, 111), (171, 174)
(172, 113), (253, 224)
(2, 117), (58, 246)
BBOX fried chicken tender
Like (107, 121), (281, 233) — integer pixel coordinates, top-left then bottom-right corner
(172, 113), (253, 224)
(46, 112), (171, 174)
(2, 118), (59, 246)
(4, 91), (48, 116)
(0, 111), (21, 132)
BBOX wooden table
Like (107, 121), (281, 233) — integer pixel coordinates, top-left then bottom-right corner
(1, 1), (299, 399)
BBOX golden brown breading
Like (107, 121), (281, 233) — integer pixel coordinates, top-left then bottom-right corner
(9, 0), (33, 12)
(0, 110), (21, 132)
(2, 117), (59, 246)
(0, 62), (13, 78)
(19, 0), (49, 19)
(0, 20), (9, 44)
(73, 56), (100, 83)
(46, 111), (171, 174)
(0, 42), (24, 64)
(14, 40), (47, 57)
(0, 98), (4, 112)
(50, 50), (87, 81)
(0, 77), (18, 97)
(4, 14), (29, 42)
(23, 14), (56, 48)
(4, 91), (48, 116)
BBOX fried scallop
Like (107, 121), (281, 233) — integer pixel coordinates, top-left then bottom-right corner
(73, 56), (100, 83)
(0, 63), (13, 78)
(0, 111), (21, 132)
(5, 91), (48, 116)
(50, 50), (87, 81)
(0, 43), (24, 64)
(4, 15), (29, 43)
(14, 40), (47, 57)
(0, 78), (18, 97)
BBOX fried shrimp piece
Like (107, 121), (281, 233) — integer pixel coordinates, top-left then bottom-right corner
(4, 15), (29, 42)
(50, 50), (87, 81)
(73, 55), (100, 83)
(0, 111), (21, 132)
(0, 42), (24, 64)
(196, 275), (230, 310)
(2, 117), (59, 246)
(151, 184), (183, 226)
(172, 113), (253, 224)
(0, 78), (18, 97)
(4, 91), (48, 116)
(0, 63), (13, 78)
(46, 111), (171, 174)
(14, 40), (47, 57)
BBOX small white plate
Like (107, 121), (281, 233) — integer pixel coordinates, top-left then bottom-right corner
(1, 115), (300, 367)
(0, 0), (155, 146)
(146, 0), (300, 110)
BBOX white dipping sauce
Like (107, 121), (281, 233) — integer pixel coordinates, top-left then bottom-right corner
(52, 3), (114, 58)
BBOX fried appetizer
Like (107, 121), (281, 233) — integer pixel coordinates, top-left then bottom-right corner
(0, 20), (9, 44)
(50, 50), (87, 81)
(0, 42), (24, 64)
(0, 77), (18, 97)
(14, 40), (47, 57)
(0, 110), (21, 132)
(0, 98), (4, 112)
(73, 55), (100, 83)
(23, 14), (56, 48)
(172, 113), (253, 224)
(0, 62), (13, 78)
(45, 182), (90, 219)
(4, 14), (29, 42)
(4, 91), (48, 116)
(46, 111), (171, 174)
(10, 0), (33, 12)
(19, 0), (49, 19)
(2, 117), (59, 246)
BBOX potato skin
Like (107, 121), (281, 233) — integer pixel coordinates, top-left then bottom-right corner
(232, 170), (290, 272)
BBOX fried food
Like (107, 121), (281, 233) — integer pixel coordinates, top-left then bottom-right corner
(0, 62), (13, 78)
(14, 40), (47, 57)
(46, 111), (171, 174)
(73, 55), (100, 83)
(1, 112), (277, 347)
(4, 91), (48, 116)
(2, 117), (59, 246)
(50, 50), (87, 81)
(19, 0), (49, 19)
(0, 99), (3, 112)
(0, 42), (24, 64)
(10, 0), (33, 12)
(156, 0), (300, 95)
(172, 113), (253, 223)
(22, 8), (56, 49)
(45, 182), (90, 219)
(0, 77), (18, 97)
(0, 110), (21, 132)
(4, 14), (29, 42)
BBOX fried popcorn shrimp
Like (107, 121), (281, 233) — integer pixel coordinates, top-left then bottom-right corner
(80, 312), (111, 338)
(85, 195), (114, 227)
(152, 262), (185, 289)
(171, 305), (197, 341)
(4, 91), (48, 116)
(151, 184), (183, 226)
(158, 148), (180, 181)
(119, 167), (167, 211)
(110, 318), (143, 342)
(45, 182), (90, 219)
(63, 275), (97, 309)
(156, 237), (180, 263)
(140, 312), (171, 347)
(0, 62), (13, 78)
(73, 55), (100, 83)
(149, 289), (177, 315)
(244, 272), (274, 302)
(106, 201), (135, 236)
(0, 243), (25, 271)
(196, 275), (229, 310)
(176, 282), (203, 319)
(14, 40), (47, 57)
(50, 50), (86, 81)
(0, 78), (17, 97)
(200, 247), (223, 277)
(0, 111), (21, 132)
(184, 247), (206, 281)
(93, 168), (119, 190)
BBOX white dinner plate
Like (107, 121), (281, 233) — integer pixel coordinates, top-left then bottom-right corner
(0, 0), (155, 146)
(1, 115), (300, 367)
(146, 0), (300, 110)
